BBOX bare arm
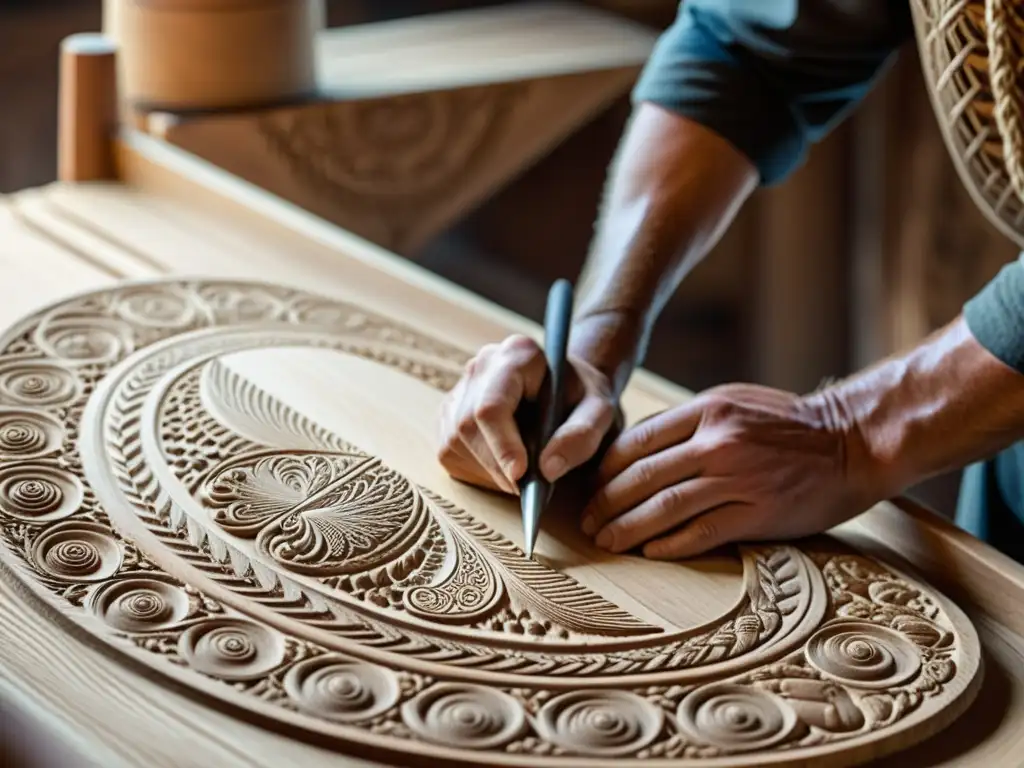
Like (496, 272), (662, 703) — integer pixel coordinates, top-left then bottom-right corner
(815, 315), (1024, 500)
(436, 104), (758, 492)
(569, 103), (758, 397)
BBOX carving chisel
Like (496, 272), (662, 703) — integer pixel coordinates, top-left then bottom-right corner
(518, 279), (574, 559)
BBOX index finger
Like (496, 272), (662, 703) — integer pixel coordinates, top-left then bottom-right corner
(473, 345), (546, 483)
(598, 400), (703, 482)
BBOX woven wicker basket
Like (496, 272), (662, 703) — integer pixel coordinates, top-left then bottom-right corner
(912, 0), (1024, 248)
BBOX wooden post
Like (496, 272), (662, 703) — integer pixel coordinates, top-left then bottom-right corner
(58, 33), (118, 183)
(109, 0), (323, 112)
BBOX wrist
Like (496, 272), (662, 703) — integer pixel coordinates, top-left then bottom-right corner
(805, 316), (1024, 501)
(568, 308), (646, 397)
(802, 379), (907, 504)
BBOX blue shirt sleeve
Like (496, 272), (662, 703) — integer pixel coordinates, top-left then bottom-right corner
(632, 0), (912, 185)
(965, 255), (1024, 373)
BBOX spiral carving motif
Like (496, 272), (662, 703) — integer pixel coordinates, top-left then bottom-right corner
(0, 409), (62, 458)
(805, 620), (922, 690)
(179, 618), (286, 681)
(535, 690), (663, 757)
(401, 683), (525, 750)
(284, 656), (399, 722)
(0, 465), (81, 523)
(91, 578), (191, 633)
(34, 317), (132, 365)
(31, 522), (122, 582)
(677, 683), (798, 752)
(197, 285), (285, 323)
(0, 279), (977, 767)
(115, 286), (200, 329)
(0, 361), (78, 406)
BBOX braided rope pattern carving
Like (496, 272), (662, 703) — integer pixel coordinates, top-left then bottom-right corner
(913, 0), (1024, 243)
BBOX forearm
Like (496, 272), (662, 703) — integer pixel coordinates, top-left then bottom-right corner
(810, 316), (1024, 500)
(568, 103), (757, 396)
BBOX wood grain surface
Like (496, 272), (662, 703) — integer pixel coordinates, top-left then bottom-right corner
(0, 131), (1020, 765)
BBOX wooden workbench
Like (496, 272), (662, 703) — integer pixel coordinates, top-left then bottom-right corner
(3, 3), (1024, 766)
(0, 124), (1019, 768)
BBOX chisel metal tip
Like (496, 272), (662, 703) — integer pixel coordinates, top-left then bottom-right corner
(521, 481), (542, 559)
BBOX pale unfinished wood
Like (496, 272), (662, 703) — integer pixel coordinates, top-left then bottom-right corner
(0, 133), (1021, 763)
(57, 33), (118, 183)
(0, 275), (981, 766)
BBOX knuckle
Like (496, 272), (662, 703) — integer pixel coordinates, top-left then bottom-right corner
(658, 485), (688, 514)
(501, 334), (537, 355)
(688, 516), (719, 544)
(703, 394), (739, 422)
(559, 423), (599, 453)
(705, 430), (743, 461)
(436, 434), (462, 467)
(629, 457), (658, 488)
(473, 397), (505, 423)
(591, 399), (616, 427)
(629, 421), (658, 454)
(465, 344), (498, 374)
(456, 415), (478, 441)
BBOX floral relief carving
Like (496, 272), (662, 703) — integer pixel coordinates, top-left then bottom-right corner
(0, 280), (980, 766)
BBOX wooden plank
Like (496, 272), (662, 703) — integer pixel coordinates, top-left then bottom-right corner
(315, 2), (657, 98)
(0, 202), (116, 319)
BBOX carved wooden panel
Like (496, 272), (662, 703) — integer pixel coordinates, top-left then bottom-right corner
(151, 68), (639, 254)
(0, 279), (981, 766)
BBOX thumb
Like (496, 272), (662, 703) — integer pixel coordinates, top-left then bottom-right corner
(540, 395), (616, 481)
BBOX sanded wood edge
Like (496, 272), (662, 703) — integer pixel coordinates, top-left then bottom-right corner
(838, 497), (1024, 637)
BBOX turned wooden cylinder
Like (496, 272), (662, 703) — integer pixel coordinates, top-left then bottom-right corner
(106, 0), (325, 111)
(58, 33), (118, 182)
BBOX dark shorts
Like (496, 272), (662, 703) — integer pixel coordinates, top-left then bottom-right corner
(956, 442), (1024, 564)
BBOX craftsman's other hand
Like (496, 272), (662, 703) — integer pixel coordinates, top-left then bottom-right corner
(437, 334), (617, 494)
(581, 383), (879, 559)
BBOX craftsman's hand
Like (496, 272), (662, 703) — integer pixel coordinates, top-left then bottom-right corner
(437, 334), (618, 494)
(581, 383), (882, 559)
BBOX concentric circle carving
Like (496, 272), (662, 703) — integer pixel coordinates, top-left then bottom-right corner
(0, 464), (82, 522)
(0, 409), (62, 459)
(34, 316), (132, 365)
(90, 577), (191, 633)
(0, 280), (982, 767)
(535, 690), (663, 757)
(0, 361), (79, 406)
(284, 656), (399, 722)
(115, 285), (199, 329)
(401, 683), (525, 750)
(30, 521), (121, 582)
(179, 618), (286, 681)
(805, 620), (922, 690)
(677, 683), (797, 752)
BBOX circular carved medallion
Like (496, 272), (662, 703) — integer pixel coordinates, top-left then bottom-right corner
(0, 279), (982, 766)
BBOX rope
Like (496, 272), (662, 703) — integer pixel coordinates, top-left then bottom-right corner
(987, 0), (1024, 204)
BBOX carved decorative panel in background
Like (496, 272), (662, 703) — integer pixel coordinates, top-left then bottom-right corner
(0, 280), (981, 766)
(255, 84), (526, 250)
